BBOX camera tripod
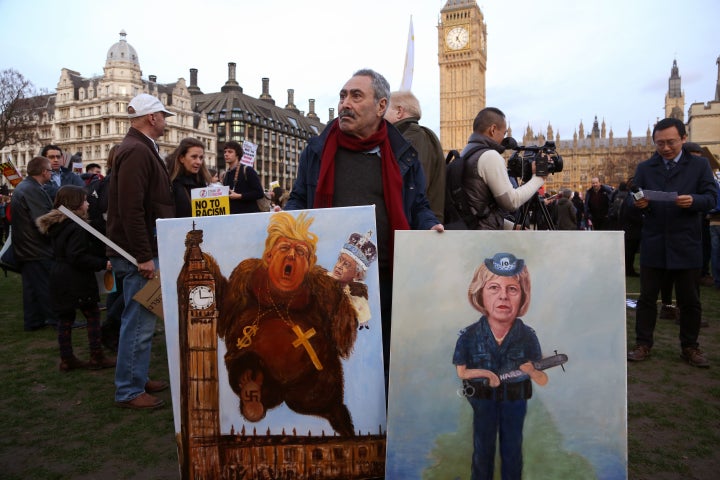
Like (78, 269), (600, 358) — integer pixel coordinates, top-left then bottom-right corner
(513, 194), (556, 230)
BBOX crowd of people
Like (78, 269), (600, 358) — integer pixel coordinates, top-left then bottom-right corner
(3, 69), (718, 423)
(3, 93), (286, 410)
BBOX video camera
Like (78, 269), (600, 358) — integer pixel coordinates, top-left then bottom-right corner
(502, 137), (564, 182)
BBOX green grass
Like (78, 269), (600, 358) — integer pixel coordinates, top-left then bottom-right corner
(625, 272), (720, 480)
(1, 266), (719, 479)
(0, 272), (177, 480)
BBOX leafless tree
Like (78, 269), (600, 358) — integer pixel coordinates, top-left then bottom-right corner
(0, 69), (43, 152)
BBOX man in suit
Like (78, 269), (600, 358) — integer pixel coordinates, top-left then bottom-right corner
(627, 118), (717, 367)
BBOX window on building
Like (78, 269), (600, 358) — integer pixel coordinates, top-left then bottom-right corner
(231, 123), (243, 141)
(287, 117), (298, 128)
(311, 449), (323, 461)
(231, 108), (242, 119)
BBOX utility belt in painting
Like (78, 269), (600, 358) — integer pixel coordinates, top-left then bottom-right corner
(462, 378), (532, 401)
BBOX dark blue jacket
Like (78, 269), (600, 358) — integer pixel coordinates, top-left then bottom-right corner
(43, 167), (84, 200)
(633, 150), (717, 269)
(284, 119), (439, 230)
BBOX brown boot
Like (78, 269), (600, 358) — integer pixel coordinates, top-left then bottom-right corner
(88, 352), (116, 370)
(627, 344), (651, 362)
(59, 355), (90, 372)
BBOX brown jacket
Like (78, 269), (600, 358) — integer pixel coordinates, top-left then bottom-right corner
(394, 117), (446, 222)
(106, 127), (175, 263)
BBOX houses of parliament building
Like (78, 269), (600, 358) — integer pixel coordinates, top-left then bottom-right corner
(2, 0), (718, 195)
(438, 0), (719, 193)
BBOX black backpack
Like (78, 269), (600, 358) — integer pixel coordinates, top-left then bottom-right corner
(86, 175), (110, 235)
(443, 145), (489, 229)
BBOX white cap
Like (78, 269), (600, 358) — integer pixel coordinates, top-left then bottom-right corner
(127, 93), (174, 118)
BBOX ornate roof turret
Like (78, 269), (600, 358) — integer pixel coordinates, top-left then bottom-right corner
(106, 30), (139, 66)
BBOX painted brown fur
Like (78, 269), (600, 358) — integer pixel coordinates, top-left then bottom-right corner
(217, 257), (359, 436)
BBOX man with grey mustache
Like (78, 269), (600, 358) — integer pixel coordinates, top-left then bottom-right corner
(285, 68), (442, 382)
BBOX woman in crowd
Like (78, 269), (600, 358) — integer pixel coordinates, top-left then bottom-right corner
(167, 138), (211, 218)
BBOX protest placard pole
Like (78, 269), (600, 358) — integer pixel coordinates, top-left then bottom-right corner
(58, 205), (137, 266)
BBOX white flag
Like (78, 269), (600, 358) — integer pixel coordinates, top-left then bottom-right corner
(400, 16), (414, 91)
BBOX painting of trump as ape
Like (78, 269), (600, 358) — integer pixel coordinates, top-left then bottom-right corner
(157, 206), (386, 443)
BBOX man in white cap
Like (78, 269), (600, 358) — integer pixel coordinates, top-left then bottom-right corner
(106, 93), (175, 409)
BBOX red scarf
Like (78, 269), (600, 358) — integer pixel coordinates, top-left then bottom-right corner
(314, 120), (410, 240)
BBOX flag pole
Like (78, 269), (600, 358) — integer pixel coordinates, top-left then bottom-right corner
(400, 16), (414, 91)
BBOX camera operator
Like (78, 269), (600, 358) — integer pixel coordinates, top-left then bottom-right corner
(458, 107), (547, 230)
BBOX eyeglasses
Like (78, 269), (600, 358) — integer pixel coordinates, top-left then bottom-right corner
(484, 283), (521, 296)
(46, 154), (63, 159)
(654, 139), (681, 148)
(45, 168), (53, 172)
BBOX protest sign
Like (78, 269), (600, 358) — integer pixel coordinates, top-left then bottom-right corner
(1, 157), (23, 187)
(240, 140), (257, 167)
(190, 185), (230, 217)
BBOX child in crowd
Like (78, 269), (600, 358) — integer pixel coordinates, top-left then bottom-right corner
(37, 185), (116, 371)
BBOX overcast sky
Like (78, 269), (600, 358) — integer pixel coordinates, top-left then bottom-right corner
(1, 0), (719, 142)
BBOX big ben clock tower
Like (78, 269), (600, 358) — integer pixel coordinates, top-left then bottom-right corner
(438, 0), (487, 154)
(178, 225), (221, 480)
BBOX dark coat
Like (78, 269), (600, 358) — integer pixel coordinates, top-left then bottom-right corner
(555, 197), (577, 230)
(172, 174), (207, 218)
(224, 164), (264, 214)
(584, 184), (613, 223)
(633, 151), (717, 269)
(43, 167), (84, 200)
(285, 119), (439, 231)
(105, 127), (175, 263)
(36, 210), (107, 311)
(10, 176), (53, 262)
(394, 117), (446, 222)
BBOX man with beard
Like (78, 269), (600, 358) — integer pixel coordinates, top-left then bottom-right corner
(284, 69), (442, 375)
(218, 212), (359, 436)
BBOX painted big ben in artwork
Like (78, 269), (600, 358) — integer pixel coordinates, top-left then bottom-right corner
(438, 0), (487, 154)
(178, 226), (221, 479)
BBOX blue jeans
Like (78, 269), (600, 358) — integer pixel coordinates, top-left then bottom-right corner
(468, 398), (527, 480)
(21, 259), (57, 330)
(710, 225), (720, 287)
(111, 257), (159, 402)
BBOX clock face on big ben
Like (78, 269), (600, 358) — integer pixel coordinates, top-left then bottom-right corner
(189, 285), (215, 310)
(445, 26), (469, 50)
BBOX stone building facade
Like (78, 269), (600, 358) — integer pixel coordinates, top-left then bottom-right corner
(188, 63), (327, 190)
(1, 31), (328, 193)
(1, 31), (216, 176)
(687, 55), (720, 164)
